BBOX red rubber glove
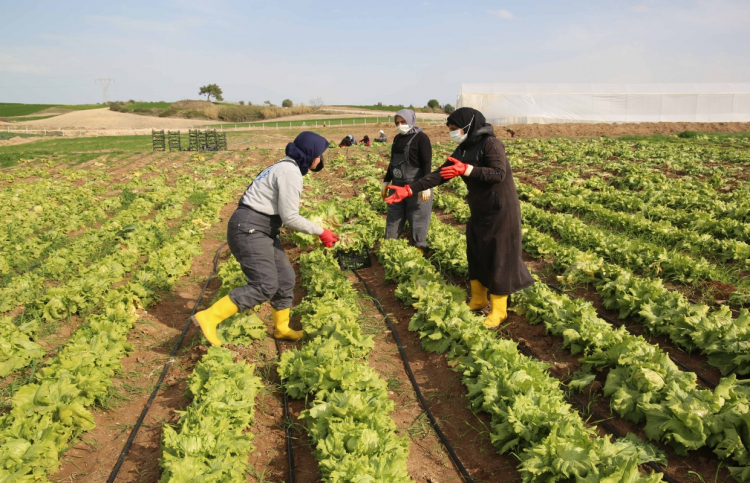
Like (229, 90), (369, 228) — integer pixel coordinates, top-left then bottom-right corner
(440, 157), (468, 180)
(319, 228), (339, 248)
(384, 185), (412, 204)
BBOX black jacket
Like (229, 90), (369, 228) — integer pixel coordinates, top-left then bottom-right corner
(409, 126), (533, 295)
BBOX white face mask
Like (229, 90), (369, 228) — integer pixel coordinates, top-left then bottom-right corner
(449, 129), (467, 144)
(396, 124), (411, 134)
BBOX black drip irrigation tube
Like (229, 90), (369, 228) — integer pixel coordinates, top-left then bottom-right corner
(107, 242), (227, 483)
(545, 283), (719, 389)
(274, 339), (296, 483)
(23, 262), (41, 272)
(514, 341), (679, 483)
(352, 269), (475, 483)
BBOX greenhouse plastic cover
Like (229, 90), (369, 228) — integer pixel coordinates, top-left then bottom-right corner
(456, 83), (750, 125)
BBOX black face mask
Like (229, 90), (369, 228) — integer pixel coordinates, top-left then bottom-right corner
(311, 154), (324, 172)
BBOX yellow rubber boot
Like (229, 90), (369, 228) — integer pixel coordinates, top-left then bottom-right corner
(467, 280), (488, 311)
(484, 294), (508, 328)
(192, 295), (238, 346)
(273, 308), (304, 341)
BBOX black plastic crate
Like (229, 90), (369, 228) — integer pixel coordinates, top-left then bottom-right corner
(336, 246), (372, 271)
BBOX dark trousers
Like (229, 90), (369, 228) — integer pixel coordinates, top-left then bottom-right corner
(226, 207), (295, 311)
(385, 194), (433, 248)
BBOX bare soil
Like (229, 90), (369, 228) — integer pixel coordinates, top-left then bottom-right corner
(0, 109), (226, 129)
(353, 265), (520, 482)
(0, 136), (42, 146)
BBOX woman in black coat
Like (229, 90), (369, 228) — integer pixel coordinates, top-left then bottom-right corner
(385, 107), (533, 327)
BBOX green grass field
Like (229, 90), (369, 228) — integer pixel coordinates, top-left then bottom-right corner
(59, 104), (105, 111)
(0, 103), (103, 117)
(0, 135), (154, 168)
(121, 102), (173, 111)
(0, 104), (58, 117)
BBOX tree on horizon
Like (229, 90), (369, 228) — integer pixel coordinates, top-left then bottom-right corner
(199, 84), (224, 102)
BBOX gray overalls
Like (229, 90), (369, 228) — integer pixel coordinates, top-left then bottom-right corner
(226, 203), (295, 312)
(385, 133), (433, 248)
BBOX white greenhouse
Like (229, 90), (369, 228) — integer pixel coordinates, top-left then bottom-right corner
(456, 83), (750, 125)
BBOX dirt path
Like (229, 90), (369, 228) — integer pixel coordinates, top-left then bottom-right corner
(0, 108), (227, 130)
(353, 265), (520, 482)
(0, 136), (45, 146)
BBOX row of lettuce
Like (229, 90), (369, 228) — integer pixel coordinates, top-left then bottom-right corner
(428, 181), (750, 372)
(159, 195), (409, 482)
(534, 175), (750, 246)
(520, 206), (750, 376)
(0, 174), (241, 481)
(509, 138), (747, 188)
(155, 138), (748, 482)
(159, 147), (750, 481)
(353, 182), (667, 481)
(506, 136), (750, 169)
(159, 346), (263, 480)
(1, 157), (252, 377)
(521, 182), (750, 266)
(1, 175), (201, 378)
(0, 178), (120, 276)
(382, 176), (750, 480)
(277, 199), (412, 481)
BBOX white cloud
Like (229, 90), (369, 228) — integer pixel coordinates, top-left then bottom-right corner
(632, 5), (650, 13)
(488, 9), (514, 20)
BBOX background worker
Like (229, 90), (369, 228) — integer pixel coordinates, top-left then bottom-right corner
(339, 134), (357, 147)
(374, 130), (387, 143)
(381, 109), (433, 250)
(385, 107), (533, 328)
(193, 131), (339, 346)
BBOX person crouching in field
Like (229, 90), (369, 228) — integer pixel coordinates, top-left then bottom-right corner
(192, 132), (339, 345)
(381, 109), (433, 251)
(385, 108), (533, 328)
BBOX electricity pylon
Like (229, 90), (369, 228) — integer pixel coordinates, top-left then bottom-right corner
(95, 77), (115, 104)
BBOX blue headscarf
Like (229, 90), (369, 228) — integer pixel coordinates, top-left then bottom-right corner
(285, 131), (328, 175)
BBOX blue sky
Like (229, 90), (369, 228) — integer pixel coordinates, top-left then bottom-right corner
(1, 0), (748, 106)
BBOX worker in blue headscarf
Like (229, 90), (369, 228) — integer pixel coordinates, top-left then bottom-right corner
(192, 131), (339, 346)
